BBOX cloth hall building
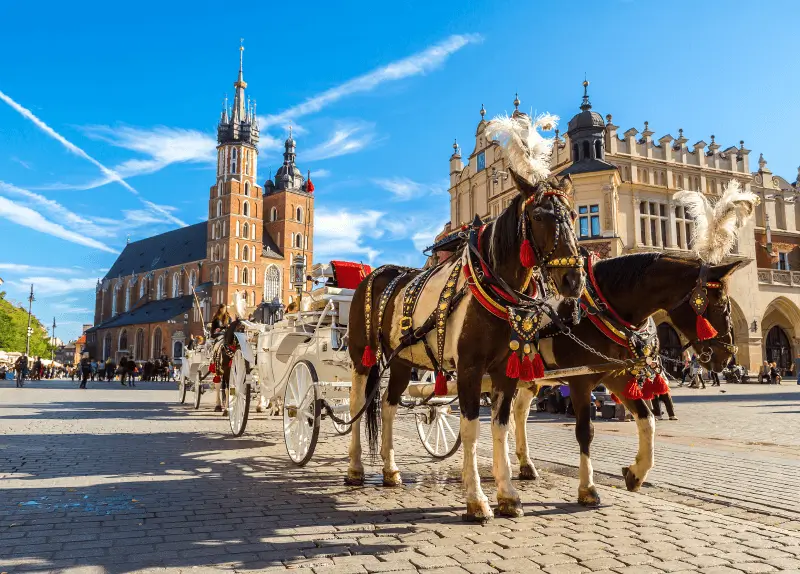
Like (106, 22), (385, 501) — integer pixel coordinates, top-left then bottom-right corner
(446, 83), (800, 373)
(86, 49), (315, 364)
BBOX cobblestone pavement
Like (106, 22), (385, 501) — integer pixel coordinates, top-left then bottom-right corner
(2, 380), (800, 573)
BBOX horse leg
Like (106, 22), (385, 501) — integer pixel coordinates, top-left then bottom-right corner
(513, 386), (539, 480)
(607, 378), (655, 491)
(572, 383), (600, 506)
(489, 371), (523, 517)
(381, 364), (410, 486)
(346, 368), (368, 485)
(460, 366), (493, 522)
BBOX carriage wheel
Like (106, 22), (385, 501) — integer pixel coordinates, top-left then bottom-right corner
(177, 374), (187, 404)
(331, 400), (352, 436)
(192, 373), (202, 410)
(283, 360), (320, 466)
(228, 350), (251, 437)
(416, 405), (462, 459)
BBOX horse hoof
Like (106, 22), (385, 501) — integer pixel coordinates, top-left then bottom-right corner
(344, 470), (364, 486)
(519, 464), (539, 480)
(496, 497), (524, 518)
(214, 405), (222, 412)
(622, 466), (642, 492)
(382, 470), (403, 487)
(255, 405), (263, 413)
(578, 486), (601, 507)
(462, 500), (494, 523)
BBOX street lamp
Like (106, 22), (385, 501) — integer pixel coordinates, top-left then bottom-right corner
(51, 318), (57, 361)
(291, 256), (307, 309)
(25, 284), (35, 356)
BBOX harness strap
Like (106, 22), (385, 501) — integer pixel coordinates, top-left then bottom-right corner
(435, 262), (464, 372)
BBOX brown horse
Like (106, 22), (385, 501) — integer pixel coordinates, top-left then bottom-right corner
(347, 170), (584, 521)
(513, 252), (743, 505)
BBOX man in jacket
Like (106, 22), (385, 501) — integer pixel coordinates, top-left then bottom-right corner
(14, 354), (28, 388)
(79, 353), (91, 388)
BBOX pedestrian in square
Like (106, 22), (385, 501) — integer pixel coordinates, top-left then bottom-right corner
(79, 353), (91, 389)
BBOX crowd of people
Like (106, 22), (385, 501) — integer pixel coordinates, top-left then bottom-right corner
(1, 355), (70, 387)
(72, 353), (178, 389)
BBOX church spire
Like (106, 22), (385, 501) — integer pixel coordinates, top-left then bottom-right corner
(217, 41), (258, 146)
(232, 39), (248, 123)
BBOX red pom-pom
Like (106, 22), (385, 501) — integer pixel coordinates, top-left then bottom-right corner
(208, 363), (216, 374)
(622, 376), (643, 400)
(434, 371), (448, 396)
(361, 345), (376, 368)
(653, 373), (670, 395)
(696, 314), (718, 341)
(213, 375), (221, 384)
(520, 239), (536, 268)
(641, 378), (655, 401)
(611, 393), (621, 404)
(506, 351), (520, 378)
(532, 353), (545, 379)
(519, 354), (534, 381)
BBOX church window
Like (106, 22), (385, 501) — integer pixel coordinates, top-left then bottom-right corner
(251, 223), (256, 240)
(172, 272), (180, 297)
(251, 290), (256, 305)
(157, 275), (165, 299)
(234, 266), (239, 283)
(295, 234), (303, 248)
(242, 222), (249, 238)
(594, 140), (602, 160)
(214, 267), (220, 285)
(217, 182), (222, 197)
(305, 235), (309, 250)
(235, 221), (240, 237)
(243, 245), (249, 262)
(119, 330), (128, 353)
(572, 144), (579, 161)
(296, 206), (303, 222)
(153, 327), (163, 359)
(243, 201), (249, 217)
(264, 266), (281, 303)
(582, 141), (591, 160)
(235, 243), (239, 260)
(231, 148), (238, 174)
(216, 200), (222, 218)
(112, 282), (120, 315)
(139, 277), (146, 298)
(135, 329), (144, 360)
(277, 232), (281, 248)
(189, 270), (197, 291)
(476, 151), (486, 172)
(244, 181), (250, 196)
(222, 221), (226, 237)
(125, 282), (131, 311)
(270, 207), (277, 222)
(242, 267), (249, 284)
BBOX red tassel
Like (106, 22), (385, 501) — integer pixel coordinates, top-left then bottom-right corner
(696, 314), (718, 341)
(213, 375), (220, 384)
(611, 393), (621, 404)
(361, 345), (376, 368)
(532, 353), (545, 379)
(653, 373), (670, 395)
(208, 363), (216, 374)
(641, 378), (655, 401)
(622, 376), (643, 400)
(506, 352), (520, 378)
(520, 239), (536, 268)
(434, 371), (448, 396)
(519, 354), (534, 381)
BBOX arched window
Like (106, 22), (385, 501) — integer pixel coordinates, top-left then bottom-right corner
(189, 270), (197, 292)
(766, 326), (792, 373)
(244, 181), (250, 196)
(172, 272), (180, 297)
(235, 220), (240, 237)
(125, 282), (131, 311)
(243, 201), (249, 217)
(582, 141), (591, 160)
(270, 207), (277, 222)
(251, 224), (256, 240)
(572, 143), (579, 161)
(173, 341), (183, 359)
(295, 233), (303, 248)
(217, 182), (222, 197)
(242, 245), (249, 262)
(235, 243), (240, 260)
(112, 282), (120, 315)
(153, 327), (163, 359)
(139, 277), (146, 298)
(103, 333), (112, 360)
(216, 200), (222, 218)
(214, 267), (220, 284)
(213, 244), (220, 261)
(264, 266), (281, 302)
(119, 329), (128, 353)
(234, 266), (239, 283)
(296, 206), (303, 222)
(242, 267), (249, 285)
(157, 275), (165, 299)
(594, 140), (602, 160)
(242, 222), (249, 238)
(251, 290), (256, 306)
(135, 329), (145, 361)
(231, 148), (237, 174)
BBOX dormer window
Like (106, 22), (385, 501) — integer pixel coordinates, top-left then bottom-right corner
(594, 140), (602, 160)
(572, 144), (579, 161)
(582, 141), (591, 160)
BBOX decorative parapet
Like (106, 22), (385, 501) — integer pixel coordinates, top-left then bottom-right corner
(757, 268), (800, 286)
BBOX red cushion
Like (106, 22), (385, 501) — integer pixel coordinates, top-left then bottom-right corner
(330, 260), (372, 289)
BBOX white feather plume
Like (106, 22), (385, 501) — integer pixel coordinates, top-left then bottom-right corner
(674, 179), (759, 264)
(485, 112), (558, 183)
(234, 291), (247, 319)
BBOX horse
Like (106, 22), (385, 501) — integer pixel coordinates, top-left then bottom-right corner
(511, 252), (743, 506)
(347, 165), (586, 521)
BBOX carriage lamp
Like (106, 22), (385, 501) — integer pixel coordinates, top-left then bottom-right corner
(291, 256), (307, 304)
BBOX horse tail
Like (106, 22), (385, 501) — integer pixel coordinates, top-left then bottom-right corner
(364, 364), (381, 459)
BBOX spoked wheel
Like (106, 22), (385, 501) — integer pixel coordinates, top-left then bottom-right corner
(177, 374), (187, 404)
(416, 404), (462, 459)
(192, 373), (203, 410)
(283, 360), (320, 466)
(228, 350), (251, 437)
(330, 400), (352, 435)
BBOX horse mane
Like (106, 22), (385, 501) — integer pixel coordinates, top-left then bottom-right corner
(592, 251), (700, 293)
(488, 194), (524, 268)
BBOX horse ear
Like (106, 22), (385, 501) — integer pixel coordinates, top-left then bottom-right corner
(509, 168), (538, 200)
(557, 175), (574, 198)
(710, 259), (747, 281)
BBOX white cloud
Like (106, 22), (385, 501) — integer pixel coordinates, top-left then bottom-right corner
(11, 157), (31, 169)
(0, 88), (185, 227)
(0, 263), (79, 274)
(372, 177), (448, 202)
(260, 34), (482, 128)
(15, 277), (98, 297)
(51, 303), (93, 314)
(412, 221), (449, 252)
(0, 196), (117, 253)
(304, 122), (376, 162)
(310, 168), (331, 178)
(313, 208), (385, 263)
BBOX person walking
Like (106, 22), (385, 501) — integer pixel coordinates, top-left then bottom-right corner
(710, 369), (721, 387)
(14, 354), (28, 388)
(688, 354), (705, 388)
(79, 353), (91, 389)
(679, 358), (690, 387)
(650, 392), (678, 420)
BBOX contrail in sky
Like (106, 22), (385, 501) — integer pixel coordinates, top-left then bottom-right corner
(0, 88), (186, 227)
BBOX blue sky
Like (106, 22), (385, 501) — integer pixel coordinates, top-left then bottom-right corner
(1, 0), (798, 342)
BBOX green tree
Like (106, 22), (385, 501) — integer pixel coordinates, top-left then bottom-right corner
(0, 291), (55, 357)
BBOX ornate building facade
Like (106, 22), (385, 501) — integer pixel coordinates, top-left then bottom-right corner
(86, 47), (315, 363)
(447, 83), (800, 372)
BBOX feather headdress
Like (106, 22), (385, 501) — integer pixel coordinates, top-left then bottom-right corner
(485, 112), (559, 184)
(674, 179), (759, 264)
(234, 291), (247, 319)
